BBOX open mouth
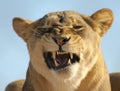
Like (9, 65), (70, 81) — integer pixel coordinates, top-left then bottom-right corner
(43, 51), (80, 70)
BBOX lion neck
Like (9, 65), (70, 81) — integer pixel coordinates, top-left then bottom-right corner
(23, 54), (111, 91)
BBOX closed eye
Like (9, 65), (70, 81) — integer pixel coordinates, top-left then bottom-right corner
(73, 25), (84, 31)
(36, 27), (52, 34)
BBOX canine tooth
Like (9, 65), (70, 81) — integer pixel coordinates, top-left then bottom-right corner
(57, 51), (59, 55)
(70, 53), (73, 59)
(53, 52), (56, 59)
(54, 60), (59, 66)
(68, 59), (71, 64)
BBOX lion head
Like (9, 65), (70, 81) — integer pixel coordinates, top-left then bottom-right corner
(13, 8), (113, 88)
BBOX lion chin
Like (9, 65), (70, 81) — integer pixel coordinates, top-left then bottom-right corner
(5, 8), (120, 91)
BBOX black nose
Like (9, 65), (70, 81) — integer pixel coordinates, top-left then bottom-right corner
(52, 37), (70, 46)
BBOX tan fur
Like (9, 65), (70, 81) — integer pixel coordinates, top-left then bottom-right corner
(5, 80), (24, 91)
(6, 8), (120, 91)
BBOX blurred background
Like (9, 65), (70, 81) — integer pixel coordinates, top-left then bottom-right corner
(0, 0), (120, 91)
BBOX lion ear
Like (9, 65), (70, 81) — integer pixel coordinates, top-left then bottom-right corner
(91, 8), (114, 36)
(13, 17), (34, 42)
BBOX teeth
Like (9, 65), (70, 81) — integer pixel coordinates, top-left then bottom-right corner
(70, 53), (73, 59)
(53, 52), (56, 59)
(68, 59), (71, 64)
(54, 60), (59, 66)
(57, 51), (59, 55)
(52, 52), (59, 66)
(52, 51), (74, 67)
(56, 51), (66, 55)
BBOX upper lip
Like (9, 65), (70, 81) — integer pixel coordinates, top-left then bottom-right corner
(44, 51), (80, 70)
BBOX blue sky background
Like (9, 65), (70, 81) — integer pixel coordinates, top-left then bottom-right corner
(0, 0), (120, 91)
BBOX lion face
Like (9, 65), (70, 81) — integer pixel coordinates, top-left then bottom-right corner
(28, 11), (100, 78)
(13, 9), (113, 86)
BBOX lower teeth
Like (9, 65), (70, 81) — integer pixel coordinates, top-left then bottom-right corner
(70, 53), (73, 59)
(68, 59), (71, 64)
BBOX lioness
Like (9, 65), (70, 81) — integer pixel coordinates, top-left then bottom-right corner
(5, 8), (120, 91)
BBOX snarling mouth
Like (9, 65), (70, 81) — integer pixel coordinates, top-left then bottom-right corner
(43, 51), (80, 70)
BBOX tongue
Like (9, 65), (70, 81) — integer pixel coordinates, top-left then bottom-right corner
(56, 54), (69, 66)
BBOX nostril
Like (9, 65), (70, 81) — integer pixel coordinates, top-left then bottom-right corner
(52, 37), (70, 46)
(62, 37), (70, 44)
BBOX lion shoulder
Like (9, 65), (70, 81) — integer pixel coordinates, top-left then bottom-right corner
(5, 80), (24, 91)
